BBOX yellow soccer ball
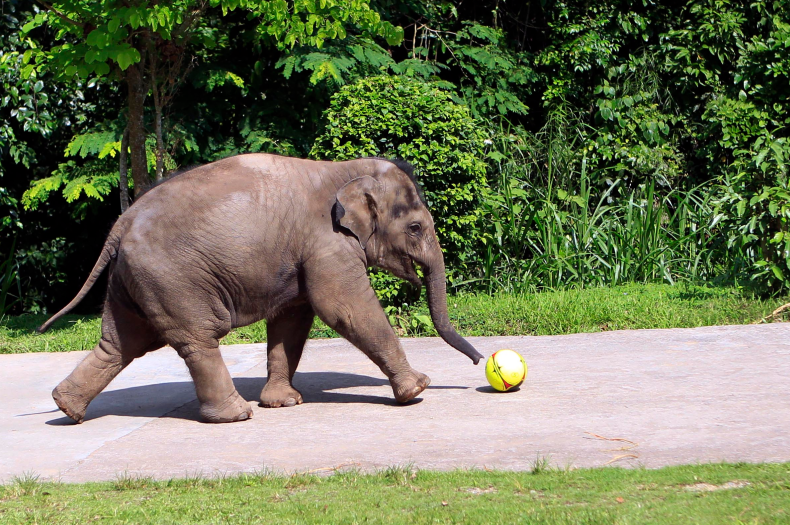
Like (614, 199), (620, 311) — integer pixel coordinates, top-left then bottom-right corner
(485, 349), (527, 392)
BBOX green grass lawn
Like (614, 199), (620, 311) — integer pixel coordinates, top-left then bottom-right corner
(2, 463), (788, 524)
(1, 283), (787, 353)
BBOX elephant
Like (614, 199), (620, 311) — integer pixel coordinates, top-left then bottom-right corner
(38, 154), (483, 424)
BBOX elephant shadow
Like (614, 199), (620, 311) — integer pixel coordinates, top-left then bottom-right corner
(44, 371), (468, 425)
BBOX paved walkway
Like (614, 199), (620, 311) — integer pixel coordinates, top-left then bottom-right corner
(1, 324), (788, 483)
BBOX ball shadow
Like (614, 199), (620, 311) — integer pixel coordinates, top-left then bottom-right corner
(475, 385), (522, 394)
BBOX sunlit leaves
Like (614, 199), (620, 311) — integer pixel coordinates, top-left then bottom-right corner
(65, 131), (120, 159)
(19, 0), (401, 83)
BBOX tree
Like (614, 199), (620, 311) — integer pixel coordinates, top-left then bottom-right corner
(20, 0), (403, 199)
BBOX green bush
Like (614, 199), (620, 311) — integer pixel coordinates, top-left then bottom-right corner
(311, 75), (489, 300)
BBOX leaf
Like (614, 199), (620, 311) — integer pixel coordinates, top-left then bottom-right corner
(20, 64), (35, 80)
(86, 29), (105, 47)
(66, 131), (119, 158)
(128, 11), (141, 29)
(94, 62), (110, 75)
(414, 314), (432, 326)
(736, 199), (747, 217)
(115, 48), (141, 70)
(22, 174), (64, 210)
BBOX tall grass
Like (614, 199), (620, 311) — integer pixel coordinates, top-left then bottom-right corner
(1, 236), (21, 318)
(473, 110), (722, 294)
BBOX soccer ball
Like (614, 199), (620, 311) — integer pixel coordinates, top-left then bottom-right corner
(485, 349), (527, 392)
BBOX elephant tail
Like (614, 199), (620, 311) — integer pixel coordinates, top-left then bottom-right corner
(36, 236), (120, 334)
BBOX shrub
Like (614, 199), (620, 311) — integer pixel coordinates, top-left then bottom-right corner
(311, 75), (489, 300)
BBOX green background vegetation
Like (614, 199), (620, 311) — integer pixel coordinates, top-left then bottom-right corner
(1, 0), (789, 316)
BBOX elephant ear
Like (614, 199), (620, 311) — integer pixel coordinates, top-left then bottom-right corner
(335, 176), (381, 250)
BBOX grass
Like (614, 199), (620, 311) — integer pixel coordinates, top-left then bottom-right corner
(440, 283), (788, 337)
(1, 283), (786, 353)
(478, 109), (728, 295)
(1, 463), (788, 524)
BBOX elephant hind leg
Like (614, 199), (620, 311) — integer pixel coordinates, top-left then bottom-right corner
(149, 294), (252, 423)
(52, 338), (126, 423)
(52, 300), (162, 423)
(171, 340), (253, 423)
(260, 304), (314, 408)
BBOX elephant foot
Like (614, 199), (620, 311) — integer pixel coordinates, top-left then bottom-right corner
(391, 370), (430, 403)
(199, 390), (253, 423)
(259, 381), (303, 408)
(52, 380), (89, 424)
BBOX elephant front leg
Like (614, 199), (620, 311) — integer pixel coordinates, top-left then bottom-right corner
(307, 261), (430, 403)
(260, 304), (314, 408)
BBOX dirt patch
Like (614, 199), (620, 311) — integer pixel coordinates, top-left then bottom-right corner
(461, 486), (497, 495)
(683, 480), (751, 492)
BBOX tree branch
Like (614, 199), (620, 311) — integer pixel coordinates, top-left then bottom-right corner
(34, 0), (85, 28)
(172, 2), (208, 40)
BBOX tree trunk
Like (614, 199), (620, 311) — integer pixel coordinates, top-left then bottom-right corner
(119, 126), (130, 213)
(153, 85), (164, 181)
(150, 49), (165, 181)
(126, 62), (150, 197)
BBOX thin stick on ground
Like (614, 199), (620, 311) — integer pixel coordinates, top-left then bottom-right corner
(604, 454), (639, 465)
(585, 432), (640, 463)
(584, 432), (639, 449)
(751, 302), (790, 324)
(305, 462), (361, 475)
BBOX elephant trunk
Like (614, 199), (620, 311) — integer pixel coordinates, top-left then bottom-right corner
(423, 253), (484, 365)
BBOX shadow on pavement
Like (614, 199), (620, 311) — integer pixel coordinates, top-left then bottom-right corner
(475, 385), (521, 394)
(44, 372), (468, 425)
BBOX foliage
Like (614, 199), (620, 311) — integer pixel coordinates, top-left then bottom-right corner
(510, 0), (790, 294)
(0, 2), (56, 176)
(19, 0), (403, 81)
(14, 237), (75, 313)
(311, 75), (488, 298)
(5, 0), (790, 314)
(687, 1), (790, 293)
(475, 115), (721, 294)
(276, 35), (396, 86)
(442, 22), (537, 119)
(590, 54), (685, 189)
(12, 0), (404, 218)
(22, 129), (122, 211)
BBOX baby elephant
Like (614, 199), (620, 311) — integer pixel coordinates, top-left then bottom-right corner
(39, 154), (482, 423)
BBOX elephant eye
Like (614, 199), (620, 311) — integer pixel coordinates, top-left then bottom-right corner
(409, 223), (422, 234)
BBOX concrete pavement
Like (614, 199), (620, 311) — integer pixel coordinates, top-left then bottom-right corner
(1, 323), (788, 483)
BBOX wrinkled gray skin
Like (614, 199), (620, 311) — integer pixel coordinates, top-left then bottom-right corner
(39, 154), (483, 424)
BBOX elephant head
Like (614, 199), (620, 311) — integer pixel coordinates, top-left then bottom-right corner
(334, 160), (484, 365)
